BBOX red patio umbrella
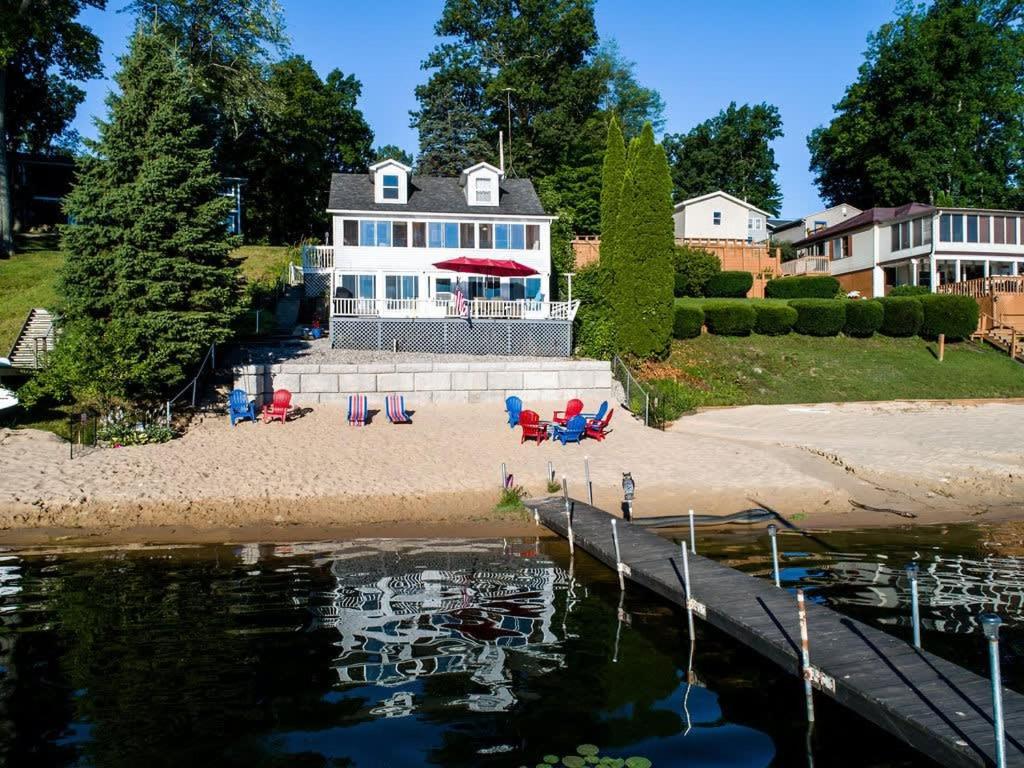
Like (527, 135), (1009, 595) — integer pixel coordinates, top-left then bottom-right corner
(431, 256), (539, 277)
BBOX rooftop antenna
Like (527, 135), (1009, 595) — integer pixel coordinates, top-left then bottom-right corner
(499, 130), (505, 176)
(502, 88), (517, 177)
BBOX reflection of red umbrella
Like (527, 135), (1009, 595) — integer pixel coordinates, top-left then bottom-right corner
(432, 256), (538, 277)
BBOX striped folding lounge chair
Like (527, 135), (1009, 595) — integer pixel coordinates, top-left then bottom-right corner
(385, 394), (412, 424)
(347, 394), (368, 426)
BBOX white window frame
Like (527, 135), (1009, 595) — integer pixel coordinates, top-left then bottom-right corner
(475, 177), (492, 203)
(713, 211), (722, 226)
(381, 174), (400, 200)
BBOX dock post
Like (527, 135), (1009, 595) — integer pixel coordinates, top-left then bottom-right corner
(980, 613), (1007, 768)
(688, 508), (697, 554)
(768, 524), (781, 588)
(906, 563), (921, 649)
(680, 542), (695, 641)
(562, 476), (574, 555)
(547, 460), (554, 485)
(500, 463), (507, 489)
(584, 456), (593, 506)
(611, 519), (625, 591)
(797, 588), (815, 723)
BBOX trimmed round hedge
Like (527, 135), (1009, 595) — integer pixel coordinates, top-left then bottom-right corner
(917, 294), (979, 340)
(765, 275), (840, 299)
(789, 299), (846, 336)
(888, 284), (930, 297)
(702, 300), (756, 336)
(673, 304), (705, 339)
(843, 300), (884, 337)
(876, 296), (923, 337)
(753, 303), (797, 335)
(705, 270), (754, 298)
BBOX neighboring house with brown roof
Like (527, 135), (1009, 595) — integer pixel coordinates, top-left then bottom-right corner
(771, 202), (862, 245)
(793, 203), (1024, 297)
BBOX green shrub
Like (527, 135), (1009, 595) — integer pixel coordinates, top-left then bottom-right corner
(766, 275), (841, 299)
(876, 296), (924, 337)
(702, 300), (756, 336)
(843, 300), (884, 337)
(889, 284), (930, 297)
(752, 303), (797, 335)
(98, 420), (175, 446)
(705, 270), (754, 298)
(672, 304), (705, 339)
(673, 245), (720, 297)
(789, 299), (846, 336)
(918, 294), (979, 341)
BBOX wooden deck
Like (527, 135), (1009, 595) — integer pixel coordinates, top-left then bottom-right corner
(526, 496), (1024, 768)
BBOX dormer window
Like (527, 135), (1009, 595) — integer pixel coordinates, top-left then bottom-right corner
(369, 158), (411, 204)
(382, 175), (400, 200)
(475, 178), (492, 203)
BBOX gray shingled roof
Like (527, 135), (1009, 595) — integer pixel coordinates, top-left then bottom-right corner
(327, 173), (548, 216)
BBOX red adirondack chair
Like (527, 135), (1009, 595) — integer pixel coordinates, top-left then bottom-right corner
(262, 389), (292, 424)
(585, 408), (614, 441)
(552, 398), (583, 426)
(519, 410), (549, 445)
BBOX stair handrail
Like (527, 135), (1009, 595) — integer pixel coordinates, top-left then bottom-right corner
(8, 307), (41, 360)
(164, 343), (217, 426)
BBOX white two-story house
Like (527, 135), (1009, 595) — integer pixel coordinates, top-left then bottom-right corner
(792, 203), (1024, 297)
(301, 159), (577, 356)
(672, 190), (770, 244)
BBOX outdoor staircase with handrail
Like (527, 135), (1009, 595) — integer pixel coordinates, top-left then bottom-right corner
(975, 313), (1023, 363)
(8, 308), (56, 370)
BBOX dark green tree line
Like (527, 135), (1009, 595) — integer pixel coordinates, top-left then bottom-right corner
(808, 0), (1024, 209)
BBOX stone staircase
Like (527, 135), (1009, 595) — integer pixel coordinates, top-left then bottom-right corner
(8, 308), (55, 370)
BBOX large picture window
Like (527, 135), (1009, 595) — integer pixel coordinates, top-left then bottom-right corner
(340, 274), (376, 299)
(385, 274), (419, 300)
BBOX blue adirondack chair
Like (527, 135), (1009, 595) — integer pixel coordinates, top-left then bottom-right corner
(228, 389), (256, 426)
(581, 400), (608, 422)
(505, 396), (523, 428)
(554, 415), (587, 445)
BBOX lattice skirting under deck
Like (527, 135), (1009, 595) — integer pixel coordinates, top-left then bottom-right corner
(330, 318), (572, 357)
(303, 272), (331, 298)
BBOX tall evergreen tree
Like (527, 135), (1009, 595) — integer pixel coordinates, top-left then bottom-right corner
(35, 28), (240, 406)
(614, 123), (674, 359)
(600, 115), (626, 268)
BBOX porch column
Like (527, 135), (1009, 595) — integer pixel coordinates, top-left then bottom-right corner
(929, 252), (938, 292)
(984, 260), (991, 278)
(910, 259), (919, 286)
(955, 259), (962, 282)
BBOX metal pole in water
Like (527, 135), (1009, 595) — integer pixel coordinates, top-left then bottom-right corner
(906, 562), (921, 649)
(562, 475), (574, 555)
(980, 613), (1007, 768)
(680, 542), (695, 640)
(769, 524), (781, 588)
(584, 456), (593, 506)
(688, 508), (697, 554)
(797, 588), (815, 723)
(611, 519), (625, 591)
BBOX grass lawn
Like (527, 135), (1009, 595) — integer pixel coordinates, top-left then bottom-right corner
(640, 333), (1024, 415)
(0, 238), (294, 354)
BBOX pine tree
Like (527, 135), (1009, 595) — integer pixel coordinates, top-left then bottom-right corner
(43, 28), (240, 406)
(614, 123), (674, 358)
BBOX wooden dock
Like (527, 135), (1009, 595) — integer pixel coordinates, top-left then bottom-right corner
(526, 496), (1024, 768)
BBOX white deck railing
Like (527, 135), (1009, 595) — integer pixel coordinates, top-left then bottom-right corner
(332, 297), (580, 321)
(301, 245), (334, 270)
(781, 255), (831, 275)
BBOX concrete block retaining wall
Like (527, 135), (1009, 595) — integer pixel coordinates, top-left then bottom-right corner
(233, 359), (612, 406)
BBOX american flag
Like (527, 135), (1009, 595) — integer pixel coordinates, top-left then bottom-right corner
(454, 283), (470, 321)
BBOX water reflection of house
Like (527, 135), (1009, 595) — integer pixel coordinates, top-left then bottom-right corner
(802, 553), (1024, 634)
(301, 540), (570, 715)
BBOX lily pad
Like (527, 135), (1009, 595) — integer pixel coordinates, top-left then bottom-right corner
(625, 758), (652, 768)
(577, 744), (600, 756)
(544, 758), (560, 766)
(562, 757), (586, 768)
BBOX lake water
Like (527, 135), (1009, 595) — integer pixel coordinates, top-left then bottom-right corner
(3, 525), (1018, 767)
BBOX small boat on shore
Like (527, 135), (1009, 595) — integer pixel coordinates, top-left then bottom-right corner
(0, 387), (18, 413)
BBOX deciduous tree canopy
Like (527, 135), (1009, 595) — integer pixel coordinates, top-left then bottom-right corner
(808, 0), (1024, 209)
(663, 102), (783, 216)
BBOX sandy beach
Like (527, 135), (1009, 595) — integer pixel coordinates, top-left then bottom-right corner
(1, 398), (1023, 543)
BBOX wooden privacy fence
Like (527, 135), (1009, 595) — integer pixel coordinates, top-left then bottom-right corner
(570, 236), (781, 298)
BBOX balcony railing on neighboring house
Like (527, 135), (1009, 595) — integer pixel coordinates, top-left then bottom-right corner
(331, 297), (579, 322)
(781, 255), (831, 276)
(302, 245), (334, 270)
(937, 275), (1024, 297)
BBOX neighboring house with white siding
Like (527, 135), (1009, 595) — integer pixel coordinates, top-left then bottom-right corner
(771, 202), (861, 245)
(792, 203), (1024, 297)
(673, 190), (769, 243)
(300, 158), (578, 356)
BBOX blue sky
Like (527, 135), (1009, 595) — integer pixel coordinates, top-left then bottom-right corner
(71, 0), (898, 219)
